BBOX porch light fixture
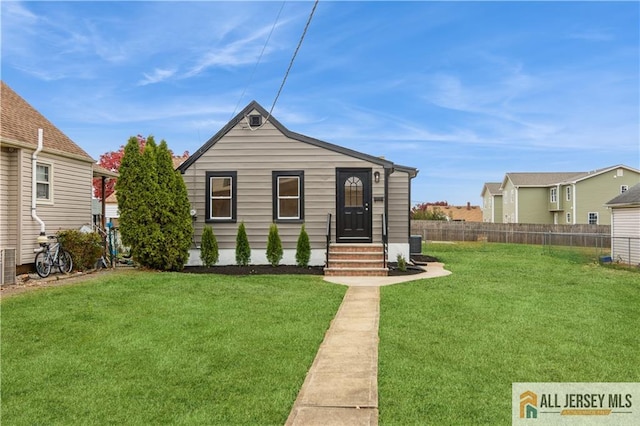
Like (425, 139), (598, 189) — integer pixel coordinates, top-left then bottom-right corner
(374, 171), (380, 183)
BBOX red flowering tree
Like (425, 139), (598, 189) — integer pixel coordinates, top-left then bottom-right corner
(92, 135), (188, 200)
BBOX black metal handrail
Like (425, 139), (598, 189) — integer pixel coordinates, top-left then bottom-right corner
(382, 212), (388, 269)
(325, 213), (332, 266)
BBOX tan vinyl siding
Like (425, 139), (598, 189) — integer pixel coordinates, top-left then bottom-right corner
(1, 147), (19, 250)
(18, 150), (93, 265)
(387, 170), (410, 243)
(183, 120), (386, 250)
(610, 207), (640, 264)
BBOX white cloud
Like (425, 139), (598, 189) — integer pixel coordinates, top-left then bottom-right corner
(138, 68), (177, 86)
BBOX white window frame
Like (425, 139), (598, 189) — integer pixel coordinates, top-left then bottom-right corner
(36, 161), (54, 204)
(272, 171), (304, 222)
(588, 212), (598, 225)
(621, 185), (629, 193)
(566, 186), (571, 201)
(550, 187), (557, 203)
(205, 171), (236, 222)
(566, 212), (571, 224)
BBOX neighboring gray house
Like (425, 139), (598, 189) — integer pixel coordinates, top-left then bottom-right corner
(480, 182), (503, 223)
(178, 101), (418, 275)
(0, 81), (115, 278)
(605, 183), (640, 265)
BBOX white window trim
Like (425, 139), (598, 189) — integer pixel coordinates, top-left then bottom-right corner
(588, 212), (599, 225)
(36, 161), (54, 205)
(550, 187), (557, 203)
(566, 212), (571, 224)
(621, 185), (629, 193)
(277, 176), (300, 219)
(566, 186), (571, 201)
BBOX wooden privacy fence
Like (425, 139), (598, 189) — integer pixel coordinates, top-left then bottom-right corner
(411, 221), (611, 247)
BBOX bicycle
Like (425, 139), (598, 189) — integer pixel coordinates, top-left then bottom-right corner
(34, 236), (73, 278)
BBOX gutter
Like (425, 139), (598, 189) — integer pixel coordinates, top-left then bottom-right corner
(31, 128), (46, 238)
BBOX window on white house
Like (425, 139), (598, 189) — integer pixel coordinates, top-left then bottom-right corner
(36, 163), (52, 202)
(273, 171), (304, 221)
(205, 171), (236, 222)
(566, 186), (571, 201)
(566, 212), (571, 224)
(550, 187), (557, 203)
(621, 185), (629, 193)
(588, 212), (598, 225)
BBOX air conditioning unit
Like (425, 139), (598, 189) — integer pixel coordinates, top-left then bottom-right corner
(1, 248), (17, 285)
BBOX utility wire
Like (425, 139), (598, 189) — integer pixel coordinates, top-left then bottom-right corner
(264, 0), (319, 123)
(230, 1), (286, 120)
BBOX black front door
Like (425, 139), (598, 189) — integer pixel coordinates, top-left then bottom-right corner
(336, 168), (372, 242)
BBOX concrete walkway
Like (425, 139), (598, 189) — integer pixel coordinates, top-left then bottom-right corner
(286, 263), (450, 425)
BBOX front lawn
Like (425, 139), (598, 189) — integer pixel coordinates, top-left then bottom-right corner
(1, 271), (346, 425)
(379, 242), (640, 425)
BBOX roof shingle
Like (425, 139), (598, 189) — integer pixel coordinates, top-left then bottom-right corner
(1, 81), (93, 162)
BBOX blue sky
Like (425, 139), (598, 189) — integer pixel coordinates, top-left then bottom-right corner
(2, 1), (638, 205)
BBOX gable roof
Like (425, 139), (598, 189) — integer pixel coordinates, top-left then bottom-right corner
(178, 100), (417, 177)
(428, 204), (483, 222)
(500, 165), (640, 189)
(481, 182), (502, 197)
(605, 183), (640, 207)
(1, 81), (94, 162)
(502, 172), (584, 188)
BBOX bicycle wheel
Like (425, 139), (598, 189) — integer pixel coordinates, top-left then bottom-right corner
(58, 250), (73, 274)
(35, 251), (52, 278)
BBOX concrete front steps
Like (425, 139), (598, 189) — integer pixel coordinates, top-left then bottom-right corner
(324, 243), (388, 277)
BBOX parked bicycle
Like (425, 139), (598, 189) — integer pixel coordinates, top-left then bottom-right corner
(34, 236), (73, 278)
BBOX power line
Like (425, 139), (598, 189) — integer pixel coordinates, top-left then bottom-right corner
(265, 0), (319, 122)
(230, 1), (286, 120)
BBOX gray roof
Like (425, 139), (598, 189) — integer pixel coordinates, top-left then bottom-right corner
(178, 101), (418, 177)
(605, 183), (640, 206)
(503, 165), (640, 188)
(504, 172), (585, 187)
(482, 182), (502, 196)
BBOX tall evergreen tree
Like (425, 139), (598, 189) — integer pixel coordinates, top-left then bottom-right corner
(116, 135), (191, 270)
(116, 136), (149, 265)
(155, 140), (192, 270)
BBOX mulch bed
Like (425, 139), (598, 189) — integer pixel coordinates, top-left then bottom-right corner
(182, 254), (440, 276)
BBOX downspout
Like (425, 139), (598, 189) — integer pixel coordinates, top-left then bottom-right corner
(32, 128), (46, 238)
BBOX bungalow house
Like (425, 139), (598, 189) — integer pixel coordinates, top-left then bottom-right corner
(499, 165), (640, 225)
(605, 183), (640, 265)
(0, 81), (116, 278)
(480, 182), (503, 223)
(177, 101), (418, 275)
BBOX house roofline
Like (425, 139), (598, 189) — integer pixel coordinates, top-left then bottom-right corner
(178, 100), (411, 173)
(1, 137), (96, 164)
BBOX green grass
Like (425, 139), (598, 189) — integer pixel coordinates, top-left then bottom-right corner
(379, 242), (640, 425)
(1, 270), (346, 425)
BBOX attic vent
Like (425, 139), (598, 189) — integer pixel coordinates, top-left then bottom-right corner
(249, 115), (262, 127)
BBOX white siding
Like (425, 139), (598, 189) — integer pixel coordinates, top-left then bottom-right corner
(611, 207), (640, 265)
(1, 147), (19, 251)
(18, 150), (93, 266)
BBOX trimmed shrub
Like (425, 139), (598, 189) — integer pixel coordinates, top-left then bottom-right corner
(396, 254), (407, 272)
(266, 223), (283, 267)
(56, 229), (103, 271)
(200, 225), (219, 267)
(295, 224), (311, 267)
(235, 222), (251, 266)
